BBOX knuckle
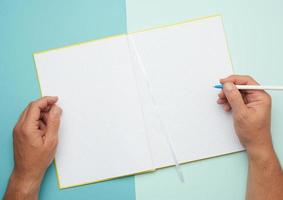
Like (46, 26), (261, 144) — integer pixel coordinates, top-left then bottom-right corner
(244, 75), (256, 82)
(228, 74), (236, 78)
(264, 93), (272, 105)
(235, 109), (248, 121)
(266, 93), (271, 100)
(20, 124), (29, 135)
(29, 101), (36, 108)
(50, 116), (61, 124)
(41, 96), (49, 101)
(31, 142), (41, 148)
(48, 137), (58, 148)
(226, 88), (237, 98)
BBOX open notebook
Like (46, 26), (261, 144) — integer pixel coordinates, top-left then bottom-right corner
(34, 15), (243, 189)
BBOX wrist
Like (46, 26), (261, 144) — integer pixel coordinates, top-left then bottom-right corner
(246, 140), (282, 179)
(244, 129), (273, 157)
(245, 133), (275, 164)
(9, 169), (43, 198)
(247, 144), (275, 162)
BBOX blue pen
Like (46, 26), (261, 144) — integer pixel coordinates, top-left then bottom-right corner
(214, 84), (224, 89)
(214, 84), (283, 90)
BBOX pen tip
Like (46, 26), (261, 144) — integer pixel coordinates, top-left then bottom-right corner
(214, 84), (223, 89)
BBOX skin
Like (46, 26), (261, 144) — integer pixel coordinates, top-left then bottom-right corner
(4, 96), (62, 200)
(3, 75), (283, 199)
(217, 75), (283, 200)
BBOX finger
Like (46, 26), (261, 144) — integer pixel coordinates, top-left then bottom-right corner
(17, 106), (29, 125)
(221, 75), (271, 103)
(13, 106), (29, 135)
(223, 82), (246, 113)
(241, 92), (249, 104)
(219, 86), (248, 104)
(40, 112), (49, 125)
(39, 120), (46, 131)
(42, 105), (52, 112)
(45, 105), (62, 146)
(37, 120), (46, 137)
(217, 98), (228, 104)
(218, 91), (226, 99)
(26, 96), (58, 123)
(220, 75), (259, 85)
(223, 103), (231, 112)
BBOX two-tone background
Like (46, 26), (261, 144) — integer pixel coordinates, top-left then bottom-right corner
(1, 0), (283, 199)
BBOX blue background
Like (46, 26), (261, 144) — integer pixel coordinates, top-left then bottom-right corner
(1, 0), (283, 199)
(0, 0), (134, 199)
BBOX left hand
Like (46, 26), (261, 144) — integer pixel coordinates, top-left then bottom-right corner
(4, 96), (62, 199)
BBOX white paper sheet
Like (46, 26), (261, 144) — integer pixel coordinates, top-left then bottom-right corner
(130, 16), (243, 168)
(34, 16), (243, 188)
(34, 36), (154, 188)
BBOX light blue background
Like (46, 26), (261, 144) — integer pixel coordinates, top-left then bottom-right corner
(1, 0), (283, 199)
(126, 0), (283, 200)
(0, 1), (135, 199)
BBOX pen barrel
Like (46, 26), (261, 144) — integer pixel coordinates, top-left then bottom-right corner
(236, 85), (283, 90)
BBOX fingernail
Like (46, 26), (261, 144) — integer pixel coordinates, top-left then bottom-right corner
(224, 82), (234, 91)
(50, 106), (62, 117)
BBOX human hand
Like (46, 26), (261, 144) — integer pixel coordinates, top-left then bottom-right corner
(4, 96), (62, 200)
(217, 75), (273, 156)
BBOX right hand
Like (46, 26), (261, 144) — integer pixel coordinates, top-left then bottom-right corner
(217, 75), (273, 156)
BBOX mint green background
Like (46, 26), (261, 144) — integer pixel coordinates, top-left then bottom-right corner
(126, 1), (283, 200)
(0, 0), (136, 199)
(1, 1), (283, 199)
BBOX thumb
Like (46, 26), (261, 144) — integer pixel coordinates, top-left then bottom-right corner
(45, 105), (62, 144)
(223, 82), (246, 112)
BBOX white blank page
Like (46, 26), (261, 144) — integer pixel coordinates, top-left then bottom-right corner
(131, 16), (243, 168)
(34, 16), (244, 188)
(34, 36), (154, 188)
